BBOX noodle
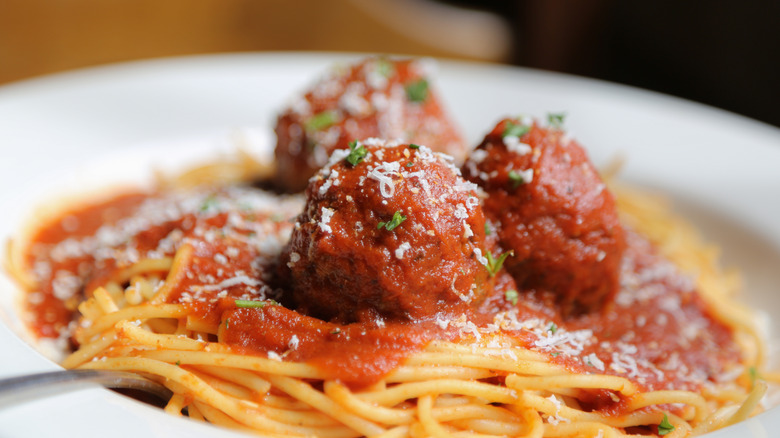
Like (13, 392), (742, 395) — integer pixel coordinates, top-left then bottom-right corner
(9, 151), (773, 437)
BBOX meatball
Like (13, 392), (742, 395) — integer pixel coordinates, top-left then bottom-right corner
(273, 57), (466, 192)
(283, 140), (491, 322)
(461, 118), (625, 316)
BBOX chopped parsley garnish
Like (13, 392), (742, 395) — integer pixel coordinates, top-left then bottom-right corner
(175, 360), (181, 366)
(405, 162), (414, 168)
(502, 121), (530, 138)
(484, 223), (492, 236)
(305, 110), (339, 132)
(375, 59), (394, 77)
(345, 140), (368, 166)
(409, 143), (420, 149)
(485, 250), (513, 277)
(377, 211), (407, 231)
(235, 300), (273, 309)
(749, 366), (762, 389)
(405, 79), (429, 103)
(200, 196), (218, 212)
(658, 414), (675, 436)
(504, 289), (519, 305)
(330, 328), (342, 335)
(548, 323), (558, 334)
(551, 352), (561, 357)
(547, 112), (566, 129)
(507, 170), (528, 189)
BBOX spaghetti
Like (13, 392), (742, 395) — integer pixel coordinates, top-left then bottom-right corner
(5, 152), (769, 438)
(4, 57), (772, 438)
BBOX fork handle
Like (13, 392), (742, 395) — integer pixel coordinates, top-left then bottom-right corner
(0, 369), (171, 408)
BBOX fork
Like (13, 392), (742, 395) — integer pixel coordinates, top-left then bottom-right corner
(0, 369), (171, 407)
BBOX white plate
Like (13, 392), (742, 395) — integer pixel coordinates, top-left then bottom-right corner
(1, 53), (779, 437)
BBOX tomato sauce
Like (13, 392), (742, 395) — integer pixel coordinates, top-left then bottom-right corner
(19, 183), (742, 412)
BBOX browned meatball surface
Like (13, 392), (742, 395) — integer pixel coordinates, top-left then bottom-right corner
(283, 140), (491, 322)
(462, 117), (625, 316)
(273, 58), (466, 192)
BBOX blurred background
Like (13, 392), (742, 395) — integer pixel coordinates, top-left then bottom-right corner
(1, 0), (778, 127)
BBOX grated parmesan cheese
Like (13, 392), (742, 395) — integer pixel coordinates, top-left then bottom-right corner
(319, 207), (335, 233)
(504, 135), (533, 155)
(394, 242), (411, 260)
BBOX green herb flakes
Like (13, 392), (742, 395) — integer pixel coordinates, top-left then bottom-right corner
(346, 140), (368, 166)
(507, 169), (534, 190)
(749, 366), (763, 389)
(235, 300), (267, 309)
(485, 250), (513, 277)
(200, 196), (218, 212)
(547, 112), (566, 129)
(378, 211), (407, 231)
(305, 110), (339, 132)
(502, 122), (530, 138)
(405, 79), (429, 103)
(508, 170), (528, 189)
(375, 59), (394, 77)
(658, 414), (675, 436)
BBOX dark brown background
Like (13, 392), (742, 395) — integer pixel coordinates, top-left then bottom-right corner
(1, 0), (777, 127)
